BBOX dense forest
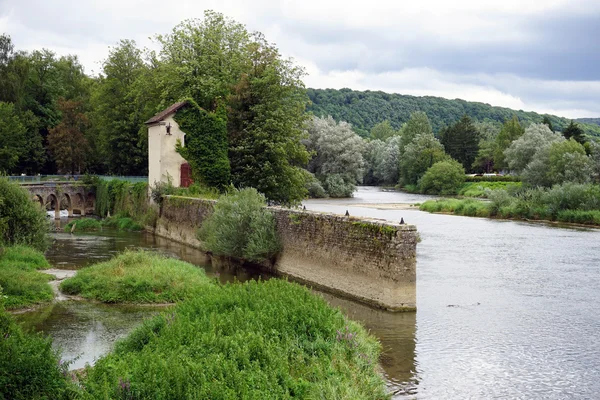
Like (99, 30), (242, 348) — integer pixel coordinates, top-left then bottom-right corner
(577, 118), (600, 127)
(307, 88), (600, 138)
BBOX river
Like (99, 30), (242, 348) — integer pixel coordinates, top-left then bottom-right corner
(15, 187), (600, 399)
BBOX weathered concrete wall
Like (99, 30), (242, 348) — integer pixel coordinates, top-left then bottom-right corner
(154, 196), (417, 311)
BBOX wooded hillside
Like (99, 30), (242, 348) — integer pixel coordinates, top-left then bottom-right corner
(307, 88), (600, 138)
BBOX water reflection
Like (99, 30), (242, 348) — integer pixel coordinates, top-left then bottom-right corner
(320, 292), (418, 396)
(18, 302), (166, 370)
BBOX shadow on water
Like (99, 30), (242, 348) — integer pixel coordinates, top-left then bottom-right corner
(318, 292), (418, 397)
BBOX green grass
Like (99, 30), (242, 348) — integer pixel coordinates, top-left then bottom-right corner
(102, 216), (144, 231)
(64, 218), (102, 232)
(60, 250), (212, 303)
(81, 279), (389, 399)
(556, 210), (600, 225)
(0, 245), (50, 269)
(458, 182), (522, 198)
(0, 246), (54, 309)
(0, 306), (78, 399)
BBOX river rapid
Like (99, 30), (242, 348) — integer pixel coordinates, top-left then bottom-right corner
(15, 187), (600, 399)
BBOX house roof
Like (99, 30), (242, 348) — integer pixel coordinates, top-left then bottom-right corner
(144, 101), (188, 125)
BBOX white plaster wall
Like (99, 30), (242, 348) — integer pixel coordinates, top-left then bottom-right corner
(148, 114), (187, 188)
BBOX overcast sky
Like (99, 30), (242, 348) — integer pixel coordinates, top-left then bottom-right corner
(1, 0), (599, 118)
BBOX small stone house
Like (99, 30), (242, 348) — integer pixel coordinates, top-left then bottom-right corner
(145, 101), (193, 188)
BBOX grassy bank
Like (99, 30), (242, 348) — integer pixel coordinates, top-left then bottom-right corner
(64, 216), (144, 233)
(420, 183), (600, 227)
(0, 246), (54, 309)
(60, 251), (212, 303)
(81, 279), (388, 399)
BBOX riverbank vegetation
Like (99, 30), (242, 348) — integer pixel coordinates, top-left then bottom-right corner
(0, 298), (77, 399)
(421, 183), (600, 226)
(81, 279), (388, 399)
(60, 250), (212, 303)
(0, 179), (49, 250)
(198, 188), (281, 262)
(0, 246), (53, 309)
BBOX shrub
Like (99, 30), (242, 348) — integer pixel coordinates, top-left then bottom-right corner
(419, 159), (465, 195)
(0, 178), (49, 250)
(198, 188), (281, 262)
(60, 250), (212, 303)
(0, 304), (77, 399)
(323, 174), (355, 198)
(419, 198), (490, 217)
(81, 279), (388, 399)
(306, 178), (327, 198)
(464, 175), (520, 182)
(458, 182), (522, 198)
(63, 218), (102, 232)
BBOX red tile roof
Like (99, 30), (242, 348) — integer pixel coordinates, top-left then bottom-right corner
(144, 101), (188, 124)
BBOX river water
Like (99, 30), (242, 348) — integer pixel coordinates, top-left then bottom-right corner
(15, 187), (600, 399)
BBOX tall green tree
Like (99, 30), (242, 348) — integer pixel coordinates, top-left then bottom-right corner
(47, 98), (89, 174)
(91, 40), (149, 175)
(562, 120), (585, 144)
(493, 116), (524, 170)
(155, 11), (250, 110)
(439, 115), (480, 172)
(398, 111), (433, 156)
(0, 102), (27, 172)
(227, 35), (310, 204)
(399, 132), (448, 186)
(542, 116), (554, 132)
(370, 120), (396, 141)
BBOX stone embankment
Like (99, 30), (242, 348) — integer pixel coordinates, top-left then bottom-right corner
(152, 196), (418, 311)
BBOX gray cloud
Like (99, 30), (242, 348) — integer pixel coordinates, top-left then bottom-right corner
(1, 0), (599, 117)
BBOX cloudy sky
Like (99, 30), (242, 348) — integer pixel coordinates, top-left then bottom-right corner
(1, 0), (599, 118)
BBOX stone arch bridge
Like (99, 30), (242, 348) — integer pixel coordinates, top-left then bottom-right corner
(22, 183), (96, 219)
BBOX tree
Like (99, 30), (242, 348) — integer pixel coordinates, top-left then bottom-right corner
(398, 111), (433, 156)
(91, 40), (149, 175)
(47, 98), (89, 174)
(362, 139), (386, 185)
(370, 120), (396, 141)
(562, 120), (585, 144)
(419, 159), (465, 195)
(504, 123), (562, 173)
(306, 116), (365, 196)
(399, 132), (448, 186)
(439, 115), (480, 172)
(542, 116), (554, 132)
(493, 116), (524, 170)
(175, 100), (230, 189)
(472, 121), (501, 173)
(155, 11), (250, 110)
(547, 139), (591, 184)
(0, 102), (27, 172)
(376, 136), (401, 184)
(227, 35), (310, 204)
(522, 138), (591, 187)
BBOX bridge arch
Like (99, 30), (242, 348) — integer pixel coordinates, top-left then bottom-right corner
(73, 193), (85, 216)
(60, 193), (73, 217)
(32, 194), (43, 207)
(46, 193), (60, 220)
